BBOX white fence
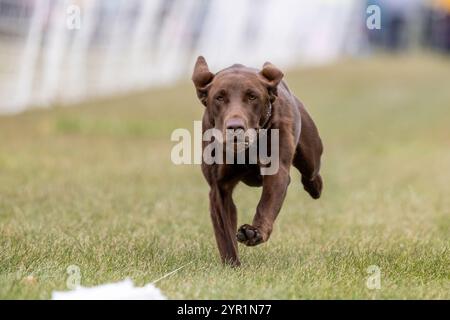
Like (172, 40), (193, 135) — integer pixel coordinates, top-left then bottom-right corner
(0, 0), (363, 114)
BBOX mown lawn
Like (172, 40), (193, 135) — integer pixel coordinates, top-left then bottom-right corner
(0, 55), (449, 299)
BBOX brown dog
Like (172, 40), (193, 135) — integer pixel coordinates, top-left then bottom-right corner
(192, 56), (323, 266)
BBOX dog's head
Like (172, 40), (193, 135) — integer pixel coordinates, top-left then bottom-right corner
(192, 56), (283, 141)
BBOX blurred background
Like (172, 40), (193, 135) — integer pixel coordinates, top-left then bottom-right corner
(0, 0), (449, 113)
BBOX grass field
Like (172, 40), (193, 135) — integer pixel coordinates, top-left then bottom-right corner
(0, 55), (449, 299)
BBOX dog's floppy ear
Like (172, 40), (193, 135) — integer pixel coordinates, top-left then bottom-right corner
(192, 56), (214, 106)
(259, 61), (284, 100)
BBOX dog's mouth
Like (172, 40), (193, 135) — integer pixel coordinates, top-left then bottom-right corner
(230, 140), (249, 152)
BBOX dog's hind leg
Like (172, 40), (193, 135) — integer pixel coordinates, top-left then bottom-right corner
(208, 180), (241, 266)
(293, 101), (323, 199)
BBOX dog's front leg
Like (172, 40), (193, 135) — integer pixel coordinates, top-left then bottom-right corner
(237, 166), (291, 246)
(209, 183), (240, 266)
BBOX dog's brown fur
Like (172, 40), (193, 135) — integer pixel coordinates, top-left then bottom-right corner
(192, 56), (323, 266)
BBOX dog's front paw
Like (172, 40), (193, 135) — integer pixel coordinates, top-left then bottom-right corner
(236, 224), (264, 246)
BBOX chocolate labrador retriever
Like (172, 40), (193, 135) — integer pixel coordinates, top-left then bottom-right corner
(192, 56), (323, 266)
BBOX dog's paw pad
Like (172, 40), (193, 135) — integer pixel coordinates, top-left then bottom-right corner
(236, 224), (263, 246)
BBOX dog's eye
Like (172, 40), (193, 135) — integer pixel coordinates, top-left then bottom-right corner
(248, 93), (257, 101)
(216, 95), (224, 102)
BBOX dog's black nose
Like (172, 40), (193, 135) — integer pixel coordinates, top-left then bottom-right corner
(225, 118), (246, 131)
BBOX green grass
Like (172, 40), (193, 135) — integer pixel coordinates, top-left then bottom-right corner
(0, 55), (449, 299)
